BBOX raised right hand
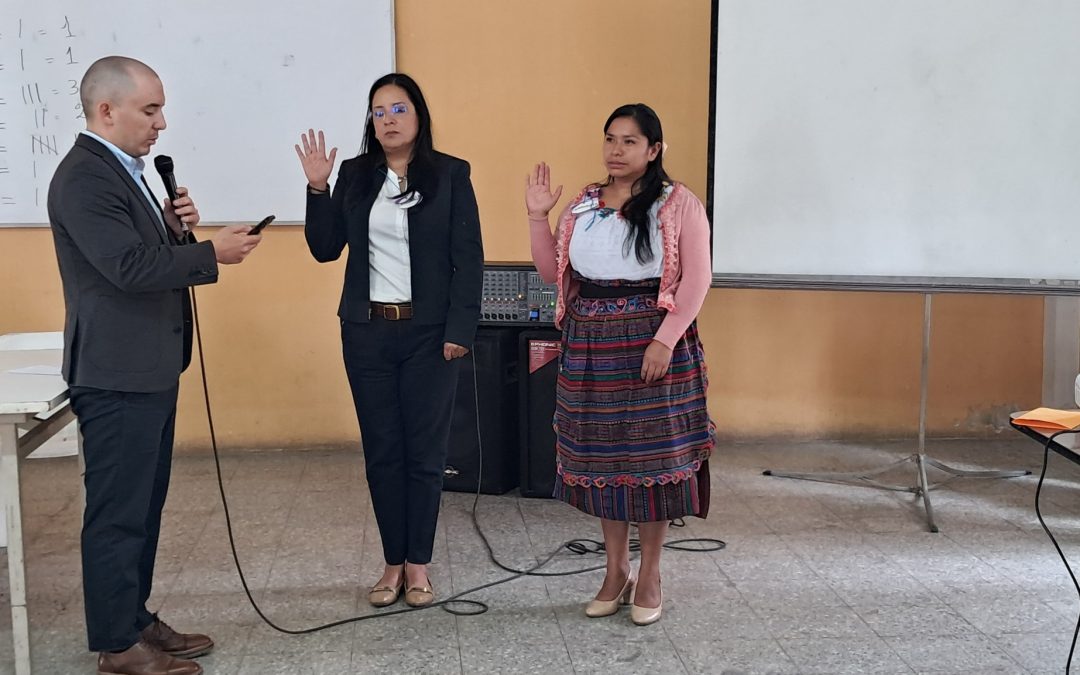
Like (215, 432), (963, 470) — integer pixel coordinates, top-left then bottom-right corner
(294, 128), (338, 191)
(525, 162), (563, 219)
(211, 225), (262, 265)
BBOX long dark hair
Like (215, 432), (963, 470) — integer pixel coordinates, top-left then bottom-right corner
(596, 103), (671, 264)
(360, 73), (435, 204)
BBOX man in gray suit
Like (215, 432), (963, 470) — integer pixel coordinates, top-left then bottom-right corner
(48, 56), (260, 675)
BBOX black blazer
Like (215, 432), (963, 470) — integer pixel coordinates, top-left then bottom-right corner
(48, 134), (218, 393)
(305, 151), (484, 348)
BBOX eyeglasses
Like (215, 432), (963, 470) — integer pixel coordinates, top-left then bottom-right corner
(373, 103), (409, 119)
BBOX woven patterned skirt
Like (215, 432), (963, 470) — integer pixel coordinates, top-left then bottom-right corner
(552, 280), (714, 522)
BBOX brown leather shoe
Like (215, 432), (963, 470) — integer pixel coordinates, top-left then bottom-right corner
(97, 640), (202, 675)
(139, 615), (214, 659)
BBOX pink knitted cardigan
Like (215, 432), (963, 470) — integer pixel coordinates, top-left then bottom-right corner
(529, 182), (712, 349)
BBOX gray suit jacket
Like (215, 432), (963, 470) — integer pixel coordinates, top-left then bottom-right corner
(48, 134), (218, 393)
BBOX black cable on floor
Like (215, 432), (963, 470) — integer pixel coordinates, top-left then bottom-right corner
(1034, 430), (1080, 675)
(191, 291), (723, 633)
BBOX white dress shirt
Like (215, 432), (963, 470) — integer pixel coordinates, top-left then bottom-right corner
(368, 167), (413, 303)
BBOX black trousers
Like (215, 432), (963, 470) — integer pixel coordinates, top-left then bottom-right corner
(69, 385), (178, 652)
(342, 317), (458, 565)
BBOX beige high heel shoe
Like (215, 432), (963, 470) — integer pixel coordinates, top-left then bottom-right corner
(585, 572), (636, 618)
(630, 581), (663, 626)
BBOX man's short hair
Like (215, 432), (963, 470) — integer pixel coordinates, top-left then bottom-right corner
(79, 56), (158, 119)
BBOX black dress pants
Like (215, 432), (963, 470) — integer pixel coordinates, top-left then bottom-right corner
(69, 385), (178, 652)
(342, 317), (458, 565)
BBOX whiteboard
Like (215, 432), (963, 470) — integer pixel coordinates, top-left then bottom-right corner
(0, 1), (394, 225)
(711, 0), (1080, 292)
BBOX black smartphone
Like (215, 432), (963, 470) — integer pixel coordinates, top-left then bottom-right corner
(249, 215), (275, 235)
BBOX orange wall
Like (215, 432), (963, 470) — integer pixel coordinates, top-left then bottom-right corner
(0, 0), (1042, 449)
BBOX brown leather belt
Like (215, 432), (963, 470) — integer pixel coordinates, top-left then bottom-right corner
(370, 301), (413, 320)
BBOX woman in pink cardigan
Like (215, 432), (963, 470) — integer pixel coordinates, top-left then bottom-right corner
(526, 103), (714, 626)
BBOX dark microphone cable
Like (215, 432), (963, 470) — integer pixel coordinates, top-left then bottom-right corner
(190, 288), (724, 634)
(1032, 429), (1080, 674)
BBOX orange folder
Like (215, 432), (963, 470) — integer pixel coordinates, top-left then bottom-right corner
(1013, 407), (1080, 431)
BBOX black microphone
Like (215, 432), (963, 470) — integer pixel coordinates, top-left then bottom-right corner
(153, 155), (187, 235)
(153, 155), (179, 202)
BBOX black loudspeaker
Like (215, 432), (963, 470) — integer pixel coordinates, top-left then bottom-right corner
(518, 329), (562, 498)
(444, 327), (520, 494)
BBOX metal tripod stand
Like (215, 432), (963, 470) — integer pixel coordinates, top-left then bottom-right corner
(764, 294), (1030, 533)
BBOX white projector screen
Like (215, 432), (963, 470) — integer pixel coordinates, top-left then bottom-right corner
(710, 0), (1080, 293)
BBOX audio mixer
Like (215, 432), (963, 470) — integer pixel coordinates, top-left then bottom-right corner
(480, 262), (557, 326)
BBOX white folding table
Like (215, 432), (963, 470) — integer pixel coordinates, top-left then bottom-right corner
(0, 332), (77, 675)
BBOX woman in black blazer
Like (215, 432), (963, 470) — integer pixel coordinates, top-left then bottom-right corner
(295, 73), (483, 608)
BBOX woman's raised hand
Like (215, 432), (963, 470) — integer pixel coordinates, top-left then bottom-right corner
(294, 128), (338, 190)
(525, 162), (563, 219)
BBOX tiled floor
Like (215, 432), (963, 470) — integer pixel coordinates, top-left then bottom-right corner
(2, 438), (1079, 674)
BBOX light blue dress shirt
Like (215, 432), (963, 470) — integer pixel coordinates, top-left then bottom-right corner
(80, 130), (167, 234)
